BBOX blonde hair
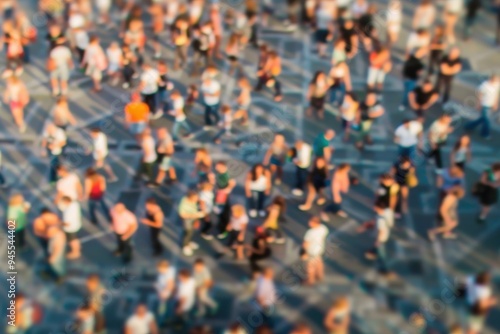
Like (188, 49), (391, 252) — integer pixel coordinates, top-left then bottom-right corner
(9, 194), (24, 206)
(231, 204), (246, 218)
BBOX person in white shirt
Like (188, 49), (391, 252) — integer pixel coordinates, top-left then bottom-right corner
(465, 75), (500, 139)
(175, 269), (197, 322)
(302, 216), (329, 285)
(125, 304), (158, 334)
(465, 272), (497, 334)
(426, 114), (453, 170)
(56, 165), (83, 203)
(140, 63), (163, 119)
(394, 119), (423, 161)
(58, 196), (82, 259)
(255, 267), (277, 313)
(89, 128), (117, 181)
(201, 77), (221, 126)
(48, 41), (73, 96)
(225, 204), (249, 260)
(140, 128), (157, 185)
(193, 258), (218, 316)
(41, 122), (67, 183)
(292, 140), (312, 196)
(155, 260), (176, 323)
(169, 90), (193, 140)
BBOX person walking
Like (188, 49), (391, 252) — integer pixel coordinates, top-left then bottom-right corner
(324, 296), (351, 334)
(394, 119), (423, 161)
(110, 203), (138, 264)
(299, 157), (329, 211)
(43, 225), (66, 283)
(353, 92), (385, 150)
(320, 163), (351, 220)
(139, 128), (157, 185)
(426, 114), (454, 171)
(473, 162), (500, 223)
(465, 75), (500, 139)
(193, 258), (218, 317)
(81, 35), (107, 92)
(428, 186), (464, 240)
(3, 75), (29, 132)
(124, 92), (149, 141)
(155, 127), (177, 186)
(201, 75), (222, 127)
(141, 197), (164, 256)
(179, 190), (206, 256)
(58, 196), (82, 260)
(407, 79), (439, 123)
(7, 194), (30, 250)
(436, 46), (462, 104)
(169, 90), (193, 141)
(291, 140), (312, 196)
(139, 62), (162, 119)
(399, 47), (425, 112)
(263, 134), (288, 185)
(450, 134), (471, 170)
(248, 226), (272, 273)
(47, 39), (72, 96)
(302, 216), (329, 285)
(465, 272), (497, 334)
(89, 128), (117, 181)
(245, 164), (272, 218)
(155, 260), (176, 325)
(84, 168), (112, 225)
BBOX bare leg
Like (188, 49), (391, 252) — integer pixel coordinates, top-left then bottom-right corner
(299, 183), (316, 211)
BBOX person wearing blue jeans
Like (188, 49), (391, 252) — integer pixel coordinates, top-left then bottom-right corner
(89, 198), (111, 224)
(172, 119), (192, 140)
(465, 106), (492, 138)
(204, 103), (220, 126)
(329, 82), (346, 106)
(201, 77), (221, 126)
(465, 75), (500, 139)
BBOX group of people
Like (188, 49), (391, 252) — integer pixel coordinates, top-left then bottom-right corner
(3, 0), (500, 333)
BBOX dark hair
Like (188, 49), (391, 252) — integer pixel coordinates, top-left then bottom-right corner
(86, 167), (97, 177)
(310, 71), (325, 85)
(453, 135), (470, 152)
(272, 195), (287, 213)
(90, 127), (100, 133)
(250, 163), (265, 181)
(186, 190), (198, 199)
(179, 268), (191, 278)
(194, 258), (204, 265)
(476, 271), (491, 285)
(40, 207), (52, 214)
(146, 197), (157, 205)
(374, 198), (388, 210)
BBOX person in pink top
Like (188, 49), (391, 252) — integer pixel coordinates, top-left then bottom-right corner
(110, 202), (138, 264)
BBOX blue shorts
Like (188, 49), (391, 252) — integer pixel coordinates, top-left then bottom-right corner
(129, 122), (146, 135)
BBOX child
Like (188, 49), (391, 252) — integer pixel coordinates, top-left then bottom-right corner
(199, 182), (215, 240)
(213, 104), (232, 144)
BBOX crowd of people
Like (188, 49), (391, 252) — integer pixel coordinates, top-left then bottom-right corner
(2, 0), (500, 333)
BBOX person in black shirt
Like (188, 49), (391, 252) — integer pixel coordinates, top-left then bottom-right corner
(399, 47), (426, 111)
(463, 0), (482, 40)
(340, 19), (358, 59)
(408, 79), (439, 122)
(391, 156), (414, 216)
(141, 197), (164, 256)
(436, 47), (462, 104)
(248, 226), (271, 273)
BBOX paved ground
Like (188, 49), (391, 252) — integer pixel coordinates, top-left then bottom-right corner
(1, 0), (500, 333)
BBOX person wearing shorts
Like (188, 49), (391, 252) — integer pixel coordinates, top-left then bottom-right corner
(124, 93), (149, 140)
(48, 42), (72, 96)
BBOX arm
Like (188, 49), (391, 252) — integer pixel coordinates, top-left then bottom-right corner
(423, 93), (439, 109)
(332, 175), (341, 203)
(436, 175), (443, 188)
(263, 148), (272, 166)
(439, 195), (454, 226)
(149, 318), (159, 334)
(84, 178), (92, 200)
(244, 173), (251, 197)
(408, 91), (418, 110)
(265, 170), (272, 195)
(344, 64), (352, 91)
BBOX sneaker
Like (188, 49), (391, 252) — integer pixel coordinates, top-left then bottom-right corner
(189, 241), (199, 250)
(275, 238), (285, 244)
(292, 189), (303, 196)
(337, 211), (348, 218)
(398, 105), (405, 112)
(249, 209), (257, 218)
(183, 246), (193, 256)
(217, 232), (228, 239)
(258, 210), (266, 217)
(201, 233), (214, 240)
(151, 110), (164, 120)
(122, 82), (130, 89)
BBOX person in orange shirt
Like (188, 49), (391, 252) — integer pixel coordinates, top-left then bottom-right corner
(124, 92), (149, 141)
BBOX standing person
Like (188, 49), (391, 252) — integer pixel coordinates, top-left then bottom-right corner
(291, 140), (312, 196)
(90, 128), (116, 181)
(199, 182), (215, 240)
(463, 0), (482, 40)
(84, 274), (106, 334)
(124, 92), (149, 141)
(139, 62), (162, 119)
(465, 75), (500, 139)
(413, 0), (436, 30)
(213, 104), (233, 144)
(357, 200), (395, 279)
(426, 114), (454, 171)
(394, 119), (423, 161)
(320, 163), (351, 220)
(407, 79), (439, 123)
(255, 50), (283, 102)
(255, 267), (277, 326)
(450, 134), (471, 170)
(248, 226), (272, 273)
(473, 162), (500, 223)
(225, 204), (249, 260)
(436, 46), (462, 104)
(245, 164), (272, 218)
(353, 91), (385, 150)
(141, 197), (164, 256)
(443, 0), (464, 44)
(214, 161), (236, 236)
(175, 269), (197, 324)
(157, 61), (173, 112)
(47, 39), (72, 96)
(263, 134), (288, 185)
(376, 174), (399, 224)
(125, 304), (158, 334)
(155, 260), (176, 325)
(306, 71), (330, 119)
(391, 156), (415, 217)
(339, 92), (359, 142)
(110, 203), (138, 264)
(51, 97), (76, 131)
(234, 77), (252, 125)
(172, 18), (190, 70)
(56, 165), (83, 202)
(299, 157), (329, 211)
(366, 42), (391, 94)
(201, 75), (221, 127)
(41, 122), (67, 183)
(3, 75), (29, 132)
(225, 33), (242, 76)
(314, 1), (335, 57)
(7, 194), (30, 250)
(328, 61), (351, 108)
(386, 0), (402, 46)
(84, 168), (112, 225)
(193, 148), (213, 185)
(399, 47), (425, 112)
(58, 196), (82, 260)
(339, 19), (359, 59)
(178, 190), (206, 256)
(43, 225), (66, 283)
(139, 128), (157, 185)
(428, 186), (464, 240)
(302, 216), (329, 285)
(465, 272), (497, 334)
(324, 297), (351, 334)
(428, 25), (447, 75)
(169, 90), (193, 141)
(405, 28), (431, 56)
(81, 35), (107, 92)
(263, 196), (287, 244)
(193, 258), (218, 316)
(155, 127), (176, 185)
(33, 208), (60, 256)
(313, 129), (335, 163)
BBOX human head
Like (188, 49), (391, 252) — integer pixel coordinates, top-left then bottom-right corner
(215, 161), (228, 173)
(324, 129), (335, 140)
(90, 128), (101, 138)
(231, 204), (246, 218)
(145, 197), (158, 212)
(112, 202), (126, 214)
(448, 47), (460, 59)
(186, 190), (199, 202)
(308, 216), (321, 228)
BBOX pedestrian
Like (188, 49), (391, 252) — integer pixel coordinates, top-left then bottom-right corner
(225, 204), (249, 260)
(154, 127), (176, 186)
(428, 25), (447, 75)
(313, 129), (335, 163)
(412, 0), (436, 31)
(426, 114), (454, 171)
(339, 18), (358, 59)
(193, 258), (218, 316)
(375, 174), (399, 225)
(463, 0), (482, 40)
(367, 42), (391, 94)
(386, 0), (402, 46)
(7, 194), (30, 250)
(473, 162), (500, 223)
(233, 77), (252, 125)
(139, 62), (162, 119)
(263, 134), (288, 185)
(291, 140), (312, 196)
(148, 3), (164, 59)
(299, 157), (329, 211)
(3, 75), (29, 132)
(139, 128), (157, 185)
(84, 168), (111, 225)
(255, 267), (277, 326)
(201, 75), (222, 127)
(58, 196), (82, 260)
(199, 182), (215, 240)
(213, 104), (233, 144)
(74, 303), (95, 334)
(391, 156), (415, 217)
(106, 42), (123, 86)
(394, 118), (423, 161)
(399, 47), (426, 112)
(214, 161), (236, 237)
(338, 92), (358, 142)
(302, 216), (329, 285)
(51, 97), (76, 131)
(121, 45), (136, 89)
(124, 92), (150, 141)
(41, 122), (67, 183)
(405, 29), (430, 57)
(169, 90), (193, 141)
(125, 304), (158, 334)
(428, 185), (464, 240)
(178, 190), (205, 256)
(84, 274), (106, 334)
(254, 50), (282, 102)
(248, 226), (272, 273)
(450, 134), (471, 170)
(352, 91), (385, 150)
(175, 269), (197, 324)
(141, 197), (164, 256)
(324, 296), (351, 334)
(81, 35), (107, 92)
(6, 293), (35, 334)
(465, 75), (500, 139)
(443, 0), (464, 44)
(193, 148), (213, 185)
(90, 128), (117, 181)
(46, 36), (71, 94)
(314, 1), (334, 57)
(225, 33), (242, 76)
(320, 163), (351, 220)
(406, 79), (439, 122)
(110, 203), (138, 263)
(328, 61), (351, 108)
(157, 61), (173, 112)
(436, 46), (462, 104)
(43, 225), (67, 283)
(465, 272), (497, 334)
(245, 164), (272, 218)
(155, 260), (176, 325)
(172, 18), (190, 70)
(33, 208), (60, 257)
(306, 71), (329, 119)
(56, 165), (83, 203)
(263, 196), (286, 244)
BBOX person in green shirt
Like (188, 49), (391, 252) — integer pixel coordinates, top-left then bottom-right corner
(313, 129), (335, 163)
(7, 194), (30, 249)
